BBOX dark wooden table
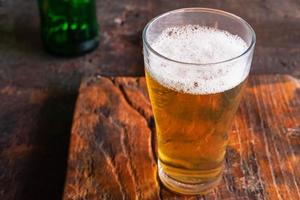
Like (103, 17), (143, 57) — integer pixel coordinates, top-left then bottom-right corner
(0, 0), (299, 200)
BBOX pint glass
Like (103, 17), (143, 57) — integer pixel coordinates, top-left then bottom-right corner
(143, 8), (255, 194)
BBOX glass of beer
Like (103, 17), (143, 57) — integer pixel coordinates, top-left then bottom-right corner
(142, 8), (255, 194)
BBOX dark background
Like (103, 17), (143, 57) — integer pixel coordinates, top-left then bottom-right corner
(0, 0), (299, 199)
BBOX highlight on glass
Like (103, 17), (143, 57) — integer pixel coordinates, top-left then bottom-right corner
(143, 8), (256, 194)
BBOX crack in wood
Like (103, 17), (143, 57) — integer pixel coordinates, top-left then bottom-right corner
(106, 78), (160, 199)
(97, 139), (127, 199)
(252, 80), (283, 200)
(243, 88), (268, 200)
(110, 78), (161, 200)
(109, 118), (140, 199)
(111, 79), (158, 162)
(274, 80), (300, 198)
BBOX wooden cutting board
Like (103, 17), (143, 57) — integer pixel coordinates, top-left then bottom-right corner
(63, 75), (300, 200)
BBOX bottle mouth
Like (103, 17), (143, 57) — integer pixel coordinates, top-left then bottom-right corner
(142, 7), (256, 66)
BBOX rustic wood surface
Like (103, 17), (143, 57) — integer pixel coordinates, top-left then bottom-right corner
(63, 75), (300, 200)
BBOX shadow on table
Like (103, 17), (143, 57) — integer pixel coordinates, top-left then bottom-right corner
(21, 92), (77, 200)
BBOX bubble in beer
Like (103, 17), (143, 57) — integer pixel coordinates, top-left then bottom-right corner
(145, 25), (250, 95)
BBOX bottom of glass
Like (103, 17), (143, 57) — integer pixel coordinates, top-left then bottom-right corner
(158, 161), (222, 195)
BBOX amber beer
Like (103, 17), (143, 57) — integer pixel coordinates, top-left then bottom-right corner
(145, 70), (246, 193)
(143, 8), (255, 195)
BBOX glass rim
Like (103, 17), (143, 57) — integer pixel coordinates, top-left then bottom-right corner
(142, 7), (256, 66)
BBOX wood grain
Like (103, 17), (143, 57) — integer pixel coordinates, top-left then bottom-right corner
(63, 75), (300, 200)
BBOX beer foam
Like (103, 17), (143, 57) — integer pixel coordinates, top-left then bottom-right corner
(145, 25), (250, 94)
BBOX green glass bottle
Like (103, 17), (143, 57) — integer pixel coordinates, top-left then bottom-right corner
(38, 0), (99, 56)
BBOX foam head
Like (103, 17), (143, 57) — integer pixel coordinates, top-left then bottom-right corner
(145, 25), (250, 94)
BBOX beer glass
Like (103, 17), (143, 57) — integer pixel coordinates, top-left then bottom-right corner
(142, 8), (255, 194)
